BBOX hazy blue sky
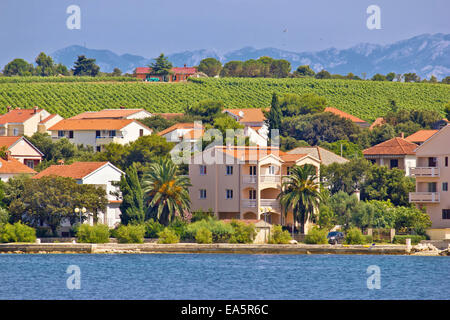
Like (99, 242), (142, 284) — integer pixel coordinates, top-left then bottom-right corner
(0, 0), (448, 67)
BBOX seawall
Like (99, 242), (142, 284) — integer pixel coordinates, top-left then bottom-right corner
(0, 243), (408, 255)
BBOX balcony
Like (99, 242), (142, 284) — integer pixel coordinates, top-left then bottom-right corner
(410, 167), (440, 178)
(260, 175), (280, 184)
(409, 192), (440, 203)
(242, 175), (257, 184)
(260, 199), (280, 209)
(242, 199), (257, 208)
(96, 136), (123, 145)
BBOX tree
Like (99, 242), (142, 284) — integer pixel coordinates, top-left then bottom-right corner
(279, 93), (327, 117)
(220, 61), (244, 77)
(371, 73), (387, 81)
(315, 70), (331, 79)
(72, 55), (100, 76)
(8, 176), (107, 235)
(186, 99), (224, 124)
(403, 73), (420, 83)
(139, 115), (176, 133)
(442, 76), (450, 84)
(149, 53), (173, 76)
(386, 72), (396, 81)
(125, 135), (174, 172)
(278, 164), (322, 234)
(319, 140), (363, 159)
(34, 52), (56, 76)
(295, 65), (315, 77)
(328, 191), (359, 229)
(111, 68), (122, 76)
(242, 59), (263, 77)
(270, 59), (291, 78)
(119, 164), (145, 225)
(445, 102), (450, 121)
(142, 158), (191, 225)
(2, 58), (34, 76)
(429, 75), (438, 83)
(55, 63), (69, 76)
(198, 58), (222, 77)
(266, 93), (282, 133)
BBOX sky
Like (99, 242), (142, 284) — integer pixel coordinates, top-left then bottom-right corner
(0, 0), (449, 67)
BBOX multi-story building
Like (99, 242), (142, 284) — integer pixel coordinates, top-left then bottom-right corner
(223, 108), (268, 146)
(48, 119), (152, 152)
(69, 108), (153, 120)
(189, 146), (321, 232)
(0, 106), (62, 136)
(0, 136), (44, 169)
(409, 125), (450, 240)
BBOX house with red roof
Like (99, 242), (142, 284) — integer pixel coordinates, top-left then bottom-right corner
(70, 108), (153, 120)
(0, 136), (43, 168)
(0, 106), (62, 136)
(0, 152), (36, 181)
(48, 119), (152, 152)
(134, 65), (197, 82)
(363, 136), (418, 176)
(223, 108), (268, 146)
(405, 129), (439, 145)
(33, 161), (124, 233)
(324, 107), (370, 128)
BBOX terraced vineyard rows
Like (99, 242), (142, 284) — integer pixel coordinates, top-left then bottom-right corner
(0, 77), (448, 120)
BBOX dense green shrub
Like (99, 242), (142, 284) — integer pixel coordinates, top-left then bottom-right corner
(0, 208), (9, 224)
(364, 235), (374, 243)
(157, 228), (180, 244)
(269, 225), (292, 244)
(191, 209), (215, 222)
(115, 225), (145, 243)
(0, 222), (36, 243)
(144, 219), (164, 238)
(228, 220), (256, 244)
(345, 227), (366, 244)
(168, 218), (188, 239)
(76, 224), (110, 243)
(393, 235), (427, 245)
(304, 227), (328, 244)
(185, 218), (234, 243)
(195, 227), (213, 244)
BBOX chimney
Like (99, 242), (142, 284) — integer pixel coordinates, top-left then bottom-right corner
(5, 151), (11, 161)
(400, 132), (404, 139)
(33, 106), (38, 114)
(6, 106), (11, 112)
(120, 106), (125, 109)
(58, 159), (65, 165)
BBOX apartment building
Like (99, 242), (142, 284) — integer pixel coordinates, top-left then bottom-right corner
(0, 106), (62, 136)
(409, 125), (450, 240)
(189, 146), (321, 232)
(223, 108), (268, 146)
(48, 119), (152, 152)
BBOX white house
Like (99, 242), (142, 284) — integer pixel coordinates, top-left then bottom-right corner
(0, 153), (36, 181)
(223, 108), (268, 146)
(0, 136), (44, 168)
(33, 161), (125, 234)
(48, 119), (153, 152)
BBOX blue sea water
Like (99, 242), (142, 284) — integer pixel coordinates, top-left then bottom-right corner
(0, 254), (448, 300)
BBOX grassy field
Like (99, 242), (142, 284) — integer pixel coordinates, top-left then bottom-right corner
(0, 77), (448, 121)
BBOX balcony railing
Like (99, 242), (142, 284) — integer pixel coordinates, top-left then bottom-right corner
(409, 192), (440, 203)
(260, 199), (280, 209)
(242, 199), (257, 208)
(242, 175), (257, 184)
(96, 136), (123, 144)
(260, 175), (280, 183)
(410, 167), (440, 177)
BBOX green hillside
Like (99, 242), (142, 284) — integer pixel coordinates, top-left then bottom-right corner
(0, 77), (448, 121)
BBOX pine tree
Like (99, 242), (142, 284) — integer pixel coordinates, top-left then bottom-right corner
(119, 165), (145, 225)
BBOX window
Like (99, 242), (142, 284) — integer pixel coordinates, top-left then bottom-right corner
(268, 165), (275, 175)
(96, 146), (101, 152)
(249, 166), (256, 176)
(109, 130), (116, 137)
(68, 131), (74, 139)
(58, 130), (65, 137)
(443, 209), (450, 220)
(199, 165), (207, 175)
(226, 165), (233, 175)
(25, 160), (34, 169)
(13, 128), (19, 136)
(390, 159), (399, 168)
(428, 182), (437, 193)
(443, 182), (448, 192)
(369, 159), (376, 164)
(96, 130), (101, 138)
(286, 167), (291, 175)
(428, 157), (437, 167)
(139, 129), (144, 137)
(249, 189), (256, 200)
(446, 157), (448, 167)
(199, 189), (207, 199)
(226, 189), (233, 199)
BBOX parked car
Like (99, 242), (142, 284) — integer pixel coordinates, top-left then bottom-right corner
(327, 231), (344, 244)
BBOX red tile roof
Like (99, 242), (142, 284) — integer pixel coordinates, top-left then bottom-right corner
(0, 108), (42, 125)
(135, 67), (151, 74)
(325, 107), (367, 124)
(405, 130), (438, 143)
(33, 162), (109, 180)
(0, 136), (21, 148)
(48, 119), (135, 131)
(279, 153), (309, 162)
(70, 109), (147, 120)
(0, 156), (36, 174)
(218, 146), (281, 161)
(224, 108), (266, 123)
(363, 137), (418, 156)
(39, 114), (59, 124)
(157, 123), (198, 136)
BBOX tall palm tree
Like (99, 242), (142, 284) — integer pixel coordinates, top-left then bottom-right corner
(278, 164), (322, 235)
(142, 157), (191, 225)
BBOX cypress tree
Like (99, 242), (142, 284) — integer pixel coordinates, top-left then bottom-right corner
(267, 92), (282, 132)
(119, 164), (145, 225)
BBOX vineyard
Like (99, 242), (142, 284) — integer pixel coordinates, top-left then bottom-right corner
(0, 77), (448, 121)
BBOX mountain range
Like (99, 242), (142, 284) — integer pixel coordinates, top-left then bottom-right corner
(51, 33), (450, 79)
